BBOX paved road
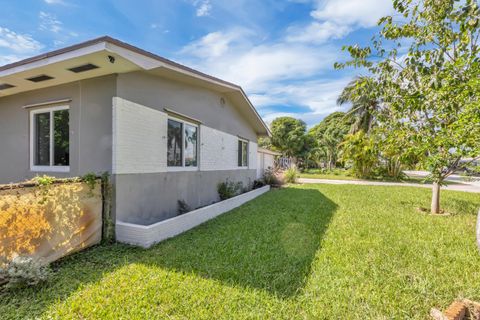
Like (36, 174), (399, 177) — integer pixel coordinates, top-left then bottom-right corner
(404, 170), (480, 185)
(298, 178), (480, 193)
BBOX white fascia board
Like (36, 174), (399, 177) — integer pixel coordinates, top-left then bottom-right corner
(105, 42), (163, 70)
(163, 63), (239, 90)
(238, 90), (271, 137)
(0, 42), (107, 78)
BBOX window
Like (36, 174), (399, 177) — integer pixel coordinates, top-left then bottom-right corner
(238, 139), (248, 167)
(167, 118), (198, 169)
(30, 106), (70, 172)
(184, 124), (198, 167)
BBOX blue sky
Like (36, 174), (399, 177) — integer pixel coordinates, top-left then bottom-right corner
(0, 0), (394, 126)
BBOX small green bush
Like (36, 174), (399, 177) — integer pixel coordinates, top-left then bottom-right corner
(217, 180), (243, 200)
(284, 167), (298, 183)
(0, 256), (50, 289)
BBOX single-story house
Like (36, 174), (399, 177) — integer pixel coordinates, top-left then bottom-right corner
(256, 148), (281, 179)
(0, 36), (270, 225)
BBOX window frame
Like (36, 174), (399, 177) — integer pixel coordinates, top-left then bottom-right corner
(167, 116), (199, 172)
(238, 138), (249, 168)
(29, 105), (70, 173)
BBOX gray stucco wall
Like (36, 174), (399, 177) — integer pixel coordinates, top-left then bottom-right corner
(114, 169), (257, 225)
(0, 74), (116, 183)
(116, 71), (257, 141)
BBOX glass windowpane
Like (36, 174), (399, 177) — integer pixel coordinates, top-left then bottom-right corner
(242, 141), (248, 166)
(34, 112), (50, 166)
(184, 124), (197, 167)
(238, 140), (242, 166)
(168, 119), (183, 166)
(53, 110), (69, 166)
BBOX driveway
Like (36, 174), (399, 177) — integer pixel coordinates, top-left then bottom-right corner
(298, 178), (480, 193)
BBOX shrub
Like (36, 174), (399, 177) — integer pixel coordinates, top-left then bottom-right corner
(263, 167), (282, 186)
(284, 166), (298, 183)
(0, 256), (50, 289)
(340, 131), (379, 179)
(217, 180), (243, 200)
(177, 200), (191, 215)
(374, 163), (406, 181)
(252, 180), (265, 189)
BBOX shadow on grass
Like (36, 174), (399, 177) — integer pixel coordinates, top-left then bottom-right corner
(0, 187), (336, 318)
(152, 188), (337, 297)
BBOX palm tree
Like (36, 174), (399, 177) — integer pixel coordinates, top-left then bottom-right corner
(337, 76), (379, 134)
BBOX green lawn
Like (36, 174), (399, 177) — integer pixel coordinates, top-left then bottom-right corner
(2, 184), (480, 319)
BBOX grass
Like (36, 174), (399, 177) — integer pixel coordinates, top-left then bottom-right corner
(298, 168), (361, 180)
(1, 184), (480, 319)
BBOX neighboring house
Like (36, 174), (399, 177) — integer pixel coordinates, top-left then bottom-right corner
(0, 36), (270, 225)
(256, 148), (281, 179)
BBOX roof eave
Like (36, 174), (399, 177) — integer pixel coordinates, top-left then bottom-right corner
(0, 35), (270, 136)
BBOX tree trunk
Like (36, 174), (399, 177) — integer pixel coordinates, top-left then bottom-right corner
(431, 182), (441, 214)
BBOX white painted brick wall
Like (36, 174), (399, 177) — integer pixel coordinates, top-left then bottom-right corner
(200, 126), (258, 171)
(112, 97), (258, 174)
(249, 142), (257, 170)
(113, 97), (167, 174)
(200, 125), (239, 171)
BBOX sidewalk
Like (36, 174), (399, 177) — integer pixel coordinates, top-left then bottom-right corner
(298, 178), (480, 193)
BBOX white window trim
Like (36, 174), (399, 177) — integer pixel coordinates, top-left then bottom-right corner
(167, 115), (199, 171)
(238, 138), (249, 169)
(30, 105), (70, 173)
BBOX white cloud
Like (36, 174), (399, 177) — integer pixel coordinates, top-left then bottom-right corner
(251, 78), (352, 125)
(194, 0), (212, 17)
(181, 28), (253, 58)
(311, 0), (393, 27)
(39, 11), (62, 33)
(179, 28), (350, 125)
(181, 29), (337, 92)
(178, 0), (392, 124)
(286, 21), (351, 44)
(0, 27), (43, 53)
(258, 78), (350, 109)
(287, 0), (393, 44)
(0, 54), (26, 66)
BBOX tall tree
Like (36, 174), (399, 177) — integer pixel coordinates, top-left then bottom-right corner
(258, 137), (274, 150)
(336, 0), (480, 213)
(337, 76), (379, 134)
(309, 112), (353, 169)
(270, 117), (311, 163)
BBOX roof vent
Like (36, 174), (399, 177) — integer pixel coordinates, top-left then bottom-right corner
(0, 83), (15, 91)
(26, 74), (54, 82)
(68, 63), (99, 73)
